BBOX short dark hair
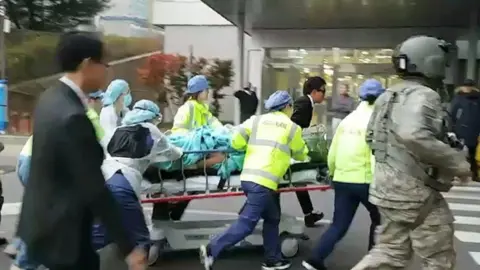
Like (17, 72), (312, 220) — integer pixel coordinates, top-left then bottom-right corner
(462, 79), (477, 87)
(56, 31), (105, 72)
(303, 76), (326, 96)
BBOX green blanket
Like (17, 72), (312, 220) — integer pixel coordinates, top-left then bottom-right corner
(302, 125), (329, 163)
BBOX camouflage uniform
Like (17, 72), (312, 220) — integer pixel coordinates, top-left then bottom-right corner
(352, 81), (470, 270)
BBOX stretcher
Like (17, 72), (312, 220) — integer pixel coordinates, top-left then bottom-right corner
(141, 150), (331, 265)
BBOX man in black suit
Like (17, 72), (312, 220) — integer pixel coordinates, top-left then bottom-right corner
(291, 76), (327, 227)
(16, 32), (146, 270)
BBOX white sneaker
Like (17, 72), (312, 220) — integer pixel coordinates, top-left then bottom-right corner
(199, 245), (214, 270)
(9, 264), (21, 270)
(4, 243), (17, 258)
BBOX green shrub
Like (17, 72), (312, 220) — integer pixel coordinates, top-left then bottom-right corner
(7, 31), (162, 84)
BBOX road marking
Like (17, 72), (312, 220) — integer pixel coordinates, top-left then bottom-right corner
(443, 193), (480, 201)
(455, 231), (480, 243)
(454, 216), (480, 226)
(470, 252), (480, 265)
(448, 203), (480, 212)
(450, 186), (480, 193)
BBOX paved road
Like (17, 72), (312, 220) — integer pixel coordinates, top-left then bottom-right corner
(0, 145), (479, 269)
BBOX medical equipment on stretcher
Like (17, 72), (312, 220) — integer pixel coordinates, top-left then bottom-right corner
(140, 149), (331, 265)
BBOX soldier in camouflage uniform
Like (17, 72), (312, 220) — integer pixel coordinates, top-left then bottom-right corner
(352, 36), (471, 270)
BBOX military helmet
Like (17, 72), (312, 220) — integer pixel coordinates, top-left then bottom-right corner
(392, 36), (451, 79)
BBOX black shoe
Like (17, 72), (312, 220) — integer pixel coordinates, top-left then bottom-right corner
(199, 245), (214, 270)
(302, 260), (327, 270)
(0, 238), (8, 246)
(304, 212), (324, 227)
(262, 259), (291, 270)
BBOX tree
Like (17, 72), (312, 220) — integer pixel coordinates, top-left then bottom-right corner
(5, 0), (110, 31)
(137, 53), (234, 119)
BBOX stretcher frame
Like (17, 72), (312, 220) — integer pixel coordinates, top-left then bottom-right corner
(141, 149), (331, 265)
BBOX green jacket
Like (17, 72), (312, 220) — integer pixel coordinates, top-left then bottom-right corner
(328, 101), (374, 184)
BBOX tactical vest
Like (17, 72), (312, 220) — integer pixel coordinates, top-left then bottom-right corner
(371, 82), (452, 192)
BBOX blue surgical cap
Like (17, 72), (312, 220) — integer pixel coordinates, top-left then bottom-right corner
(359, 79), (385, 100)
(102, 79), (130, 106)
(187, 75), (209, 94)
(88, 90), (104, 100)
(122, 100), (161, 126)
(264, 90), (293, 111)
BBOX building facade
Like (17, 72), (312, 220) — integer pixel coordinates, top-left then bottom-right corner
(154, 0), (480, 125)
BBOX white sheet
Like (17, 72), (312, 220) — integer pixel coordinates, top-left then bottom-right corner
(141, 168), (320, 195)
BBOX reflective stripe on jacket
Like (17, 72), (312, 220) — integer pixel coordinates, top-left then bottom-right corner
(172, 99), (222, 133)
(328, 101), (374, 184)
(232, 111), (309, 191)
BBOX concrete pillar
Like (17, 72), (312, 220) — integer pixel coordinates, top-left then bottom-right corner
(466, 8), (478, 80)
(235, 1), (246, 125)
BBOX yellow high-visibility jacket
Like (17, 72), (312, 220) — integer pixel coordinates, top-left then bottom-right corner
(231, 111), (309, 191)
(172, 99), (222, 133)
(328, 101), (374, 184)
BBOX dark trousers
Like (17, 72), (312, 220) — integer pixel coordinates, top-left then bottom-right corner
(43, 220), (100, 270)
(310, 182), (380, 264)
(467, 146), (478, 179)
(209, 181), (282, 263)
(295, 191), (314, 215)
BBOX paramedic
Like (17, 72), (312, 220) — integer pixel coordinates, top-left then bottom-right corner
(93, 99), (183, 269)
(161, 75), (224, 222)
(200, 90), (309, 270)
(302, 79), (384, 270)
(9, 91), (108, 270)
(100, 79), (133, 137)
(172, 75), (222, 133)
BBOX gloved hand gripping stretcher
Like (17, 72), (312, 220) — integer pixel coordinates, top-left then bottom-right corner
(141, 149), (331, 262)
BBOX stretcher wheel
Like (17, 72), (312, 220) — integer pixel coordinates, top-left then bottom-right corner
(280, 236), (299, 258)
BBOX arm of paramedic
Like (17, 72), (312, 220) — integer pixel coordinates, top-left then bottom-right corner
(290, 125), (309, 161)
(291, 98), (311, 129)
(151, 132), (183, 163)
(86, 108), (105, 141)
(64, 115), (135, 258)
(208, 114), (223, 128)
(396, 89), (469, 176)
(327, 126), (341, 174)
(172, 104), (190, 133)
(231, 117), (254, 151)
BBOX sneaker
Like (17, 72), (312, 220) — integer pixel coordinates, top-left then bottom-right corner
(3, 242), (17, 259)
(199, 245), (214, 270)
(262, 259), (291, 270)
(304, 212), (324, 228)
(302, 260), (327, 270)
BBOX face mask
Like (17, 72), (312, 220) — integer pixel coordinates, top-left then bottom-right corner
(124, 93), (132, 108)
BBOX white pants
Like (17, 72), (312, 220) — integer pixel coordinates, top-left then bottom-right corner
(331, 117), (342, 136)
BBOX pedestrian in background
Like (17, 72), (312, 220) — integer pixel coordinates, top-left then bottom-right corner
(330, 83), (356, 134)
(450, 79), (480, 182)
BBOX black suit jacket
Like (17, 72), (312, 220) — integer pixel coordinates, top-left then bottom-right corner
(17, 82), (134, 266)
(291, 95), (313, 129)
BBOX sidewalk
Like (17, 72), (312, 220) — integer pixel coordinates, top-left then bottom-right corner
(0, 135), (28, 145)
